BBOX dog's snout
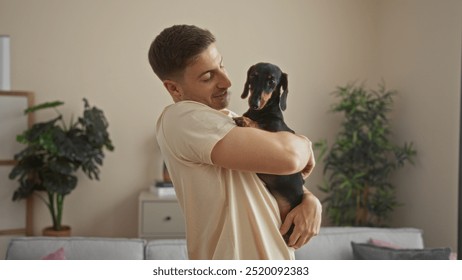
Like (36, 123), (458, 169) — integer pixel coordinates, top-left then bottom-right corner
(249, 97), (260, 110)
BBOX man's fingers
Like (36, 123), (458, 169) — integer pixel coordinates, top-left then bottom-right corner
(279, 213), (294, 235)
(288, 229), (315, 249)
(292, 235), (310, 249)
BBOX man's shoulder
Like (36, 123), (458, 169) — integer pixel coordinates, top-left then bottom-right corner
(157, 101), (236, 136)
(160, 101), (212, 117)
(169, 100), (210, 110)
(160, 101), (235, 122)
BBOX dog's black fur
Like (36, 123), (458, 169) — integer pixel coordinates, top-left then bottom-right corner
(234, 63), (304, 239)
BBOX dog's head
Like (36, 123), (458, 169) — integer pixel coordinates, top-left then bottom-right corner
(241, 62), (288, 111)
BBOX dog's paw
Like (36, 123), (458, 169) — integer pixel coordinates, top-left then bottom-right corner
(233, 116), (258, 128)
(233, 116), (247, 127)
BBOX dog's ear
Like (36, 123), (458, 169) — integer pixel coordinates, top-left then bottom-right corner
(279, 72), (289, 111)
(241, 65), (255, 99)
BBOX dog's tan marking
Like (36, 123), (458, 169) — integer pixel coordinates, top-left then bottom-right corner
(249, 91), (273, 110)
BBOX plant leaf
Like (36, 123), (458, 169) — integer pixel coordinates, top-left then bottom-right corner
(24, 101), (64, 114)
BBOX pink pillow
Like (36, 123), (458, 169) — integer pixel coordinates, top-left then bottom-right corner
(368, 238), (402, 249)
(41, 247), (66, 260)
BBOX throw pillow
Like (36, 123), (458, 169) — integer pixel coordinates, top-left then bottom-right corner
(368, 238), (402, 249)
(351, 242), (450, 260)
(41, 247), (66, 260)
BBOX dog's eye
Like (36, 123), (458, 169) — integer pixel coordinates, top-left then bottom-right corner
(269, 79), (276, 86)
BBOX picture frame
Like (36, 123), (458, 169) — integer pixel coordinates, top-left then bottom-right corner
(0, 91), (35, 236)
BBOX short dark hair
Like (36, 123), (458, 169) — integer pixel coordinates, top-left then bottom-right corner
(148, 25), (216, 81)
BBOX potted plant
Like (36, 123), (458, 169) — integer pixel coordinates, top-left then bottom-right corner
(9, 99), (114, 236)
(315, 83), (416, 227)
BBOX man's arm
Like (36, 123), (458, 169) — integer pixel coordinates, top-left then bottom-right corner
(211, 126), (311, 175)
(211, 125), (320, 249)
(301, 142), (316, 179)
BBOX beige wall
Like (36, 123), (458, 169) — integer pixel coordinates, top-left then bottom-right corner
(0, 0), (460, 250)
(377, 0), (462, 249)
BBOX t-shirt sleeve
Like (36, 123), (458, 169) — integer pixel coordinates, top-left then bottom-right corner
(158, 102), (236, 165)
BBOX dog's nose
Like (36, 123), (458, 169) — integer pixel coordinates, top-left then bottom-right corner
(250, 100), (260, 110)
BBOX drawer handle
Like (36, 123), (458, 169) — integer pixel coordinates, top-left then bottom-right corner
(164, 216), (172, 221)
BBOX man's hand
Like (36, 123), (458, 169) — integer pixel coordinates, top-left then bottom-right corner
(279, 188), (322, 249)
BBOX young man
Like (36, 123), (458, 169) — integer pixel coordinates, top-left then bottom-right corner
(148, 25), (321, 260)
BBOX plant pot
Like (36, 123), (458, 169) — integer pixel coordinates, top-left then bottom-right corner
(42, 225), (71, 237)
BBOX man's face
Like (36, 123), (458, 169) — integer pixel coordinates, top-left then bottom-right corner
(167, 43), (232, 110)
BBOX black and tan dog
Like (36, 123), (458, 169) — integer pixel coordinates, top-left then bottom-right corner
(234, 62), (304, 240)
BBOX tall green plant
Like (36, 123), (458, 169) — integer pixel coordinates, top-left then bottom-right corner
(315, 83), (416, 227)
(9, 99), (114, 231)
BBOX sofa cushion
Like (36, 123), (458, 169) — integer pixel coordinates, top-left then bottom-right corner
(6, 237), (145, 260)
(145, 239), (188, 260)
(295, 227), (424, 260)
(351, 242), (450, 260)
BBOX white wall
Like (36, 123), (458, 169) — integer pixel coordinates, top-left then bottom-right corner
(0, 0), (460, 251)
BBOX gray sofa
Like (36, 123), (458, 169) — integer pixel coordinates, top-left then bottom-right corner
(5, 227), (426, 260)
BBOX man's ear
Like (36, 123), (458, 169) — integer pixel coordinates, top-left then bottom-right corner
(163, 80), (183, 102)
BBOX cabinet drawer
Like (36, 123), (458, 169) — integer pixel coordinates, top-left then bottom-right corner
(141, 201), (185, 235)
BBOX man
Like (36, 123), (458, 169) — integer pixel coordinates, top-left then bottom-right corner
(148, 24), (321, 260)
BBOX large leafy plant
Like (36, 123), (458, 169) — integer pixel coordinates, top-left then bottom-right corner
(9, 99), (114, 231)
(315, 83), (416, 227)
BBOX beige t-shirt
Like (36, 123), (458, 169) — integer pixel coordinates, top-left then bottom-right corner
(156, 101), (294, 260)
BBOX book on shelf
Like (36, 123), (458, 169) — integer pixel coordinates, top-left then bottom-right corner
(150, 181), (176, 197)
(155, 181), (173, 188)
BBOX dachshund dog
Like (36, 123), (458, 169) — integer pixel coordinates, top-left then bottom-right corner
(234, 62), (304, 240)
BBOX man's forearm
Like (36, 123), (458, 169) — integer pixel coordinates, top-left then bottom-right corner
(211, 127), (312, 175)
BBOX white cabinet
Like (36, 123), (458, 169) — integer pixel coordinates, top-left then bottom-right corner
(138, 191), (185, 239)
